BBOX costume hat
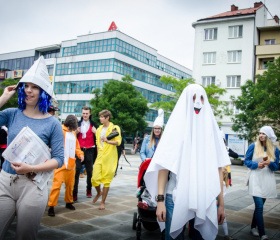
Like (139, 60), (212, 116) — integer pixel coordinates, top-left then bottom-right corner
(260, 126), (277, 143)
(153, 109), (164, 128)
(18, 56), (52, 96)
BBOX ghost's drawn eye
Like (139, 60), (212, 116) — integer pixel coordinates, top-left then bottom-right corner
(193, 94), (196, 103)
(200, 95), (204, 104)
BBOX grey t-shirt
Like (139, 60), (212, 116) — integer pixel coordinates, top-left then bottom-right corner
(0, 108), (64, 174)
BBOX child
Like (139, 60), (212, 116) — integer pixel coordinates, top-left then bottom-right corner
(48, 115), (84, 216)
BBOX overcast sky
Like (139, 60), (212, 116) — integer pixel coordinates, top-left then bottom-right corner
(0, 0), (279, 70)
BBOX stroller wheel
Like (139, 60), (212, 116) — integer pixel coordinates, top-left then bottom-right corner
(136, 220), (141, 240)
(132, 212), (137, 230)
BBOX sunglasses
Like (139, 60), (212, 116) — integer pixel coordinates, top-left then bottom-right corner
(154, 128), (162, 130)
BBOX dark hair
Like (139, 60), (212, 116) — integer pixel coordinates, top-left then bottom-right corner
(99, 109), (112, 119)
(64, 115), (78, 131)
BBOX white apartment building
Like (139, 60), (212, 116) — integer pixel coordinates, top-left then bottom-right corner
(192, 2), (279, 157)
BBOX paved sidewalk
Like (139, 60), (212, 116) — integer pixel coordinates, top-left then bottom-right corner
(4, 155), (280, 240)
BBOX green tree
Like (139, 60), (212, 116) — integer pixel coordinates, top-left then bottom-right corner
(151, 76), (227, 117)
(0, 78), (19, 109)
(232, 57), (280, 140)
(90, 75), (149, 135)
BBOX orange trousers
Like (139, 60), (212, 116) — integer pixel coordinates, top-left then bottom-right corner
(48, 165), (75, 206)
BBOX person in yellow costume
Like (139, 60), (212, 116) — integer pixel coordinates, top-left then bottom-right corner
(91, 109), (121, 210)
(48, 115), (84, 217)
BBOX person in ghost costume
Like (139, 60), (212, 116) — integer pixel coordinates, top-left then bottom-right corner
(244, 126), (279, 240)
(144, 84), (231, 240)
(0, 56), (64, 239)
(140, 109), (164, 161)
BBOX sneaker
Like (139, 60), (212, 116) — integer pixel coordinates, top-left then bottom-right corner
(250, 228), (259, 237)
(86, 189), (92, 198)
(260, 235), (269, 240)
(48, 207), (55, 217)
(65, 203), (75, 210)
(73, 194), (77, 202)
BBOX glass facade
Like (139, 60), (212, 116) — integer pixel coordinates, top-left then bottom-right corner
(58, 100), (89, 114)
(56, 59), (173, 90)
(54, 79), (170, 104)
(0, 56), (34, 71)
(54, 80), (109, 94)
(61, 38), (190, 79)
(41, 49), (60, 59)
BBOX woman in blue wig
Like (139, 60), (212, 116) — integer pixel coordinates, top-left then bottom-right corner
(0, 56), (64, 240)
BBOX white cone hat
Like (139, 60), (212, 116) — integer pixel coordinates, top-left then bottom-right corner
(18, 56), (53, 96)
(153, 108), (164, 127)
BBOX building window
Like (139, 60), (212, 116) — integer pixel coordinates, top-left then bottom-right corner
(204, 28), (217, 40)
(227, 50), (242, 63)
(259, 58), (274, 69)
(228, 25), (243, 38)
(202, 76), (215, 86)
(203, 52), (216, 64)
(227, 101), (239, 115)
(264, 39), (276, 45)
(227, 75), (241, 88)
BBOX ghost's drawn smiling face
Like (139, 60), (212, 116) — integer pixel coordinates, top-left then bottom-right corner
(192, 93), (204, 114)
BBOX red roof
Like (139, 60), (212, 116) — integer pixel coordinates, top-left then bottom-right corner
(199, 5), (263, 21)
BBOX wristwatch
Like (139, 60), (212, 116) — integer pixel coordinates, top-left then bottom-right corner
(155, 194), (165, 202)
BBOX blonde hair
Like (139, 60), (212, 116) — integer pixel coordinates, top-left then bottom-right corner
(222, 167), (229, 188)
(149, 127), (163, 148)
(254, 136), (275, 161)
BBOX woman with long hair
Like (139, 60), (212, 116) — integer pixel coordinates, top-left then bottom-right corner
(245, 126), (279, 240)
(140, 109), (164, 161)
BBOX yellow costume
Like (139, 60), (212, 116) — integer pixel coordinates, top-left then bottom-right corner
(48, 125), (84, 206)
(91, 122), (121, 187)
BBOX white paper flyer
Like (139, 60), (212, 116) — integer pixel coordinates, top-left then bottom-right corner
(2, 126), (53, 190)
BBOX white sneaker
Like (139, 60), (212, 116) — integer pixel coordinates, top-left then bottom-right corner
(250, 228), (259, 237)
(260, 235), (269, 240)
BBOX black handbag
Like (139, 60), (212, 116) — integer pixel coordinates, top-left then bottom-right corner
(107, 130), (119, 140)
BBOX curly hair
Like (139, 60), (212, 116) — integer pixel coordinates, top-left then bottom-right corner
(64, 115), (78, 131)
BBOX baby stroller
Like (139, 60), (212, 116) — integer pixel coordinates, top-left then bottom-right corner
(132, 158), (164, 240)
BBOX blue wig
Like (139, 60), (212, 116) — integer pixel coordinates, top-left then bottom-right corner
(18, 83), (52, 114)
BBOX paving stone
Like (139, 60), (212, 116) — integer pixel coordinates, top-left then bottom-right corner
(37, 228), (75, 240)
(58, 222), (100, 234)
(84, 216), (120, 228)
(41, 215), (74, 227)
(3, 156), (280, 240)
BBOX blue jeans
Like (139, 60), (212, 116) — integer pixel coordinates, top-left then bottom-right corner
(165, 194), (185, 240)
(251, 196), (266, 237)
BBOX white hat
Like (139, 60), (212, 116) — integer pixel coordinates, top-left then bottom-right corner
(260, 126), (277, 143)
(18, 56), (53, 96)
(153, 108), (164, 128)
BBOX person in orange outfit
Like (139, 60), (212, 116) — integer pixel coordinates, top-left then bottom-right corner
(48, 115), (84, 217)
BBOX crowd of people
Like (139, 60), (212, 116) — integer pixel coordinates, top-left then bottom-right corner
(0, 56), (279, 240)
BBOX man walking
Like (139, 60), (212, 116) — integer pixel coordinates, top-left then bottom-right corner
(73, 106), (97, 201)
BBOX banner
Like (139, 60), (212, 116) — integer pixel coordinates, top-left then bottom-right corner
(13, 70), (23, 79)
(0, 71), (5, 79)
